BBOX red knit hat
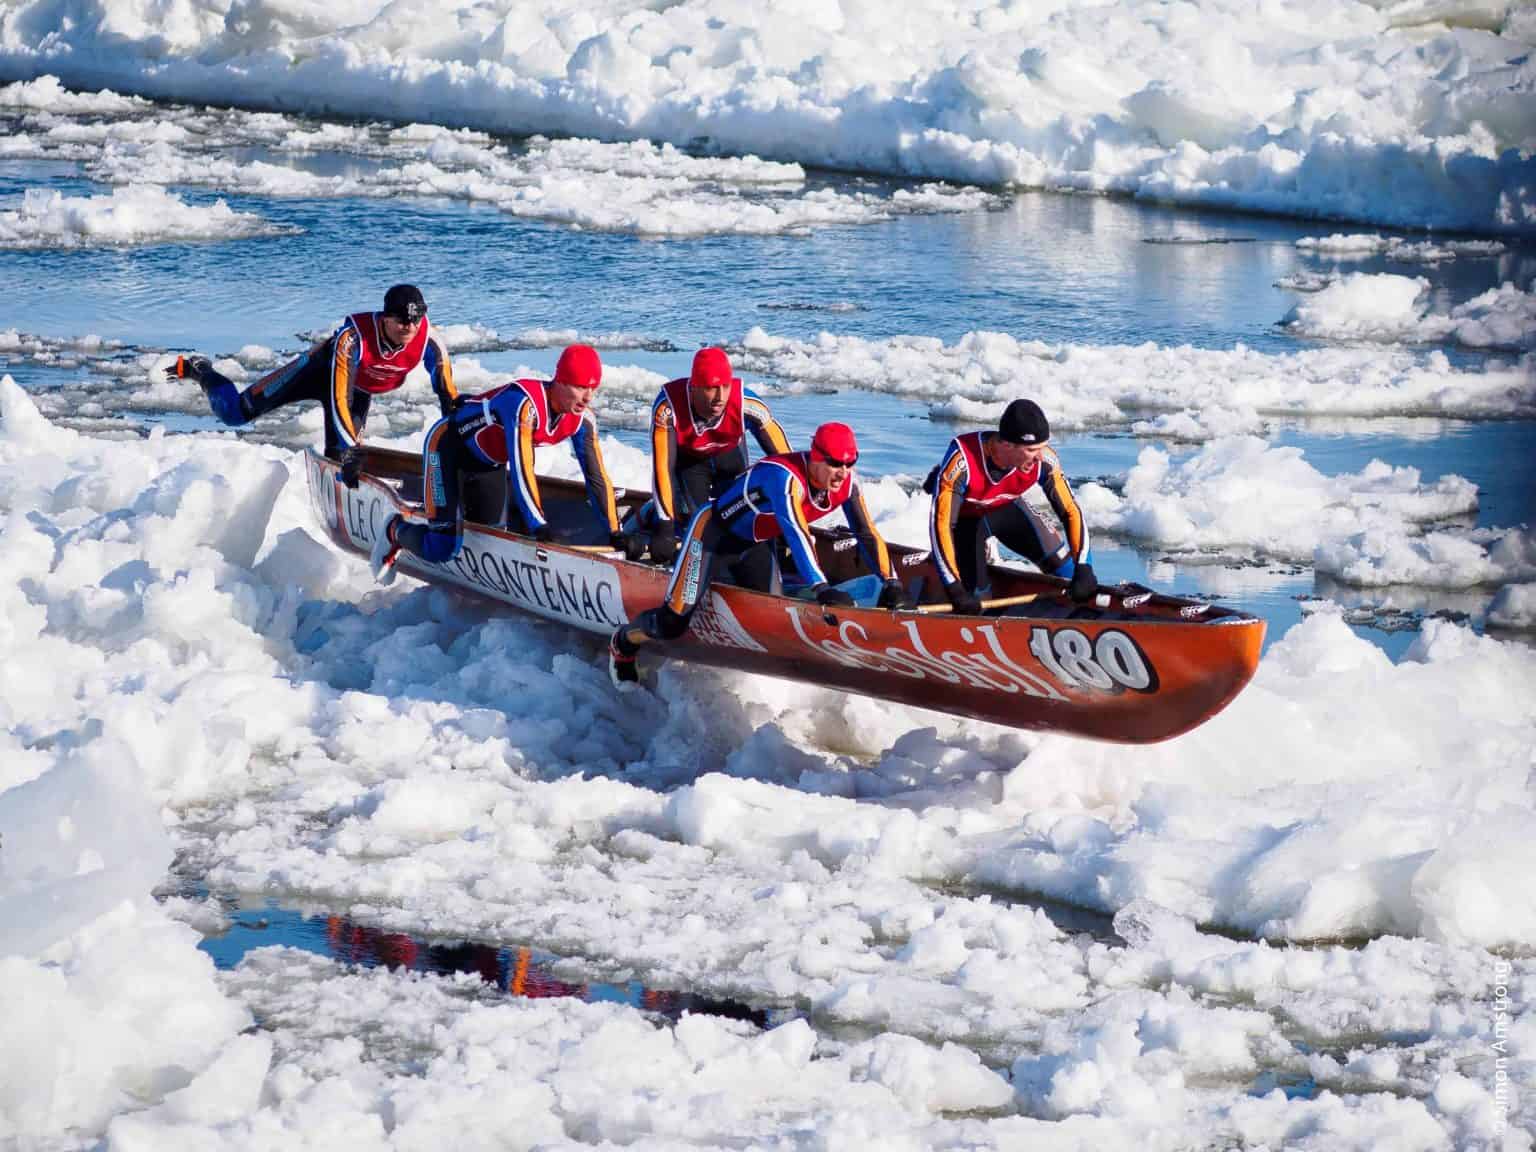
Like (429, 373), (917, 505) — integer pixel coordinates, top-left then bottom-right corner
(810, 422), (858, 466)
(554, 344), (602, 388)
(689, 346), (735, 389)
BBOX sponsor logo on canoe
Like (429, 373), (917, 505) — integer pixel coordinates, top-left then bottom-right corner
(691, 592), (768, 653)
(786, 610), (1069, 699)
(307, 453), (341, 531)
(1122, 592), (1152, 608)
(324, 462), (624, 631)
(784, 610), (1158, 698)
(338, 477), (389, 551)
(1028, 626), (1157, 693)
(325, 463), (622, 631)
(1180, 603), (1210, 618)
(450, 540), (625, 632)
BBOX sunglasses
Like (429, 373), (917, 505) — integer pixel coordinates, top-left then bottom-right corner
(813, 451), (857, 468)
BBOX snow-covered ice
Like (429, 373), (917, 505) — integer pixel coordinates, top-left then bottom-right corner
(1283, 273), (1536, 351)
(1296, 233), (1509, 264)
(734, 326), (1536, 429)
(3, 372), (1534, 1148)
(0, 184), (296, 249)
(1071, 437), (1529, 590)
(0, 78), (1001, 238)
(1, 0), (1532, 233)
(1490, 582), (1536, 628)
(3, 12), (1535, 1143)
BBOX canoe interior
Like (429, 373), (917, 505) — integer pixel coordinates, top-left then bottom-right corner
(354, 446), (1253, 628)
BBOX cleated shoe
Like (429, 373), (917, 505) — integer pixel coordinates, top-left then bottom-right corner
(608, 631), (640, 690)
(370, 518), (401, 586)
(164, 354), (213, 386)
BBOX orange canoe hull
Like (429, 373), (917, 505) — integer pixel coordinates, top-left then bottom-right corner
(307, 449), (1264, 743)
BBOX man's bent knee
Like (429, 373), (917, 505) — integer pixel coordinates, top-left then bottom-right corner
(637, 606), (691, 642)
(418, 527), (462, 564)
(205, 380), (249, 427)
(655, 606), (691, 639)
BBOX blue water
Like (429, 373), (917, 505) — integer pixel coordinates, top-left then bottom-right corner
(4, 112), (1534, 668)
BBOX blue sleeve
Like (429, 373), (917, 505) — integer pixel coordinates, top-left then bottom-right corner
(759, 469), (827, 587)
(493, 390), (545, 532)
(572, 416), (620, 534)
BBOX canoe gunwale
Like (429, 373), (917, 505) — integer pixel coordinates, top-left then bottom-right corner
(308, 447), (1265, 742)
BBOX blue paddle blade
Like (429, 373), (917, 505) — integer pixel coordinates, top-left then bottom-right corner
(787, 573), (884, 607)
(835, 574), (885, 608)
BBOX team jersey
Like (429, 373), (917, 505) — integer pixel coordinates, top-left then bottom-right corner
(714, 451), (893, 589)
(649, 381), (789, 521)
(927, 431), (1089, 586)
(327, 312), (457, 450)
(454, 378), (618, 535)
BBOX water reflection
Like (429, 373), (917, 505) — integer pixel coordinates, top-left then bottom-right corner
(199, 902), (789, 1028)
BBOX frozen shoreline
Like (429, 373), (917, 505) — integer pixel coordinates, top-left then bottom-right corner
(2, 0), (1534, 234)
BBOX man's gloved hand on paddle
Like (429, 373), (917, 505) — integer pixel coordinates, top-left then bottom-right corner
(648, 521), (678, 565)
(1069, 562), (1098, 603)
(878, 579), (915, 610)
(946, 583), (982, 616)
(814, 583), (855, 608)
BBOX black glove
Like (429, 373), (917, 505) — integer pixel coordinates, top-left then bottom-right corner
(611, 531), (647, 561)
(165, 354), (211, 384)
(442, 393), (471, 417)
(1069, 562), (1098, 603)
(878, 580), (915, 610)
(946, 584), (982, 616)
(340, 447), (364, 489)
(649, 521), (678, 564)
(814, 584), (855, 608)
(532, 525), (556, 543)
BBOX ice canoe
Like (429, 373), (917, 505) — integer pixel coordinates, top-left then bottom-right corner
(306, 447), (1264, 743)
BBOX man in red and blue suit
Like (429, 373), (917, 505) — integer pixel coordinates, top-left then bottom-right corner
(608, 421), (913, 685)
(370, 344), (634, 584)
(638, 346), (790, 563)
(926, 398), (1097, 614)
(166, 284), (457, 478)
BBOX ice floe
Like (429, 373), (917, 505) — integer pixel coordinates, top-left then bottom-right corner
(1283, 273), (1536, 351)
(735, 327), (1536, 428)
(1075, 436), (1481, 563)
(1489, 581), (1536, 628)
(0, 184), (296, 249)
(1296, 233), (1509, 263)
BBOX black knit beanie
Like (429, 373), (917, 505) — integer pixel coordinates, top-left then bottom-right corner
(998, 399), (1049, 444)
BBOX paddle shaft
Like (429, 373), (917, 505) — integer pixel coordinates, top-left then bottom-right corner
(917, 592), (1042, 615)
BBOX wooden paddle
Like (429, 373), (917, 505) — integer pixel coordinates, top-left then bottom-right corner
(916, 592), (1043, 615)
